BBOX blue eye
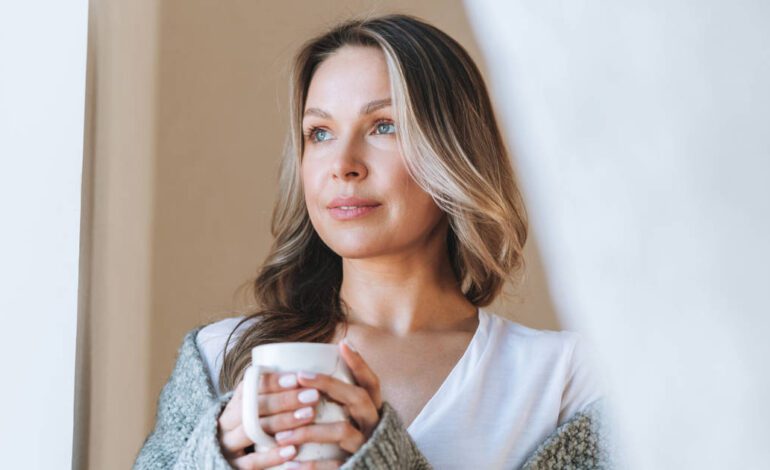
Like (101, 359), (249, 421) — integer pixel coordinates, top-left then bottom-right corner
(307, 127), (332, 143)
(375, 121), (396, 135)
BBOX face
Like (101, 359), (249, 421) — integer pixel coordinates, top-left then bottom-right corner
(300, 45), (446, 260)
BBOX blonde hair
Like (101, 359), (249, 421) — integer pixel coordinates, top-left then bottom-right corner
(219, 13), (528, 393)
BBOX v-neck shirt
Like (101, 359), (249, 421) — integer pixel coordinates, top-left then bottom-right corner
(196, 308), (604, 469)
(403, 307), (487, 434)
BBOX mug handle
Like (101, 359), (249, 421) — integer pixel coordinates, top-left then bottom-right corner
(242, 365), (278, 449)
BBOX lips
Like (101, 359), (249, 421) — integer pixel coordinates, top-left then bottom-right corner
(326, 196), (382, 221)
(326, 196), (381, 209)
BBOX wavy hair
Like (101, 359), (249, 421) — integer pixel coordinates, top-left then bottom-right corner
(219, 13), (528, 393)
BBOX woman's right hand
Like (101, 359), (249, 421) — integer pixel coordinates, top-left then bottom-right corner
(217, 372), (321, 469)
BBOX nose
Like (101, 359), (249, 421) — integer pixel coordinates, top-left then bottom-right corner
(330, 137), (368, 181)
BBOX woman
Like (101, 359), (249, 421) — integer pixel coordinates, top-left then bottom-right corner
(134, 13), (612, 470)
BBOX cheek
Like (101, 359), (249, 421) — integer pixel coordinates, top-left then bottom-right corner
(369, 135), (400, 152)
(301, 164), (325, 231)
(301, 160), (321, 203)
(390, 167), (443, 225)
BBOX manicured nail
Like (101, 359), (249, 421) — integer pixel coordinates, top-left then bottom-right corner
(279, 373), (297, 388)
(283, 462), (301, 469)
(298, 370), (317, 380)
(294, 406), (313, 419)
(276, 430), (294, 441)
(342, 338), (358, 353)
(298, 388), (319, 403)
(279, 445), (296, 458)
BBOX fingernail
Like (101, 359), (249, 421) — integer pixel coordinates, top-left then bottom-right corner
(298, 388), (319, 403)
(276, 430), (294, 441)
(298, 370), (316, 380)
(284, 462), (301, 469)
(279, 445), (296, 458)
(294, 406), (313, 419)
(342, 338), (358, 353)
(279, 373), (297, 388)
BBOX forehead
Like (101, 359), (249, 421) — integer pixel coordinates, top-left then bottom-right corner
(305, 46), (391, 111)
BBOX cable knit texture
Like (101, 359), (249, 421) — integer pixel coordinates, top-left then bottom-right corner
(521, 398), (615, 470)
(133, 326), (613, 469)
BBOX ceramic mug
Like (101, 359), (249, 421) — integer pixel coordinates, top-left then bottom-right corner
(242, 342), (354, 469)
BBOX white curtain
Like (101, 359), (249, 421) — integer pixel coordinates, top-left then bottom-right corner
(0, 1), (88, 467)
(464, 1), (770, 468)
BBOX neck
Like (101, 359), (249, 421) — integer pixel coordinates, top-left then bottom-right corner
(338, 237), (477, 337)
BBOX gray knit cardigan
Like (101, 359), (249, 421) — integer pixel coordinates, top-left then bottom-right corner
(133, 326), (615, 469)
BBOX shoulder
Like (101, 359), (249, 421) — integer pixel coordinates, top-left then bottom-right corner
(194, 315), (258, 395)
(195, 315), (258, 360)
(484, 310), (584, 361)
(196, 316), (250, 347)
(483, 310), (605, 424)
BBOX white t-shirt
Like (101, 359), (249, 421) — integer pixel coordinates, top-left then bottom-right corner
(195, 308), (604, 469)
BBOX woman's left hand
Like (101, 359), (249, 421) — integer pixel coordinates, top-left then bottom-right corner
(274, 339), (383, 468)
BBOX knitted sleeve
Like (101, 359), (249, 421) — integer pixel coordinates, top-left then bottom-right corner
(132, 327), (432, 469)
(340, 401), (432, 469)
(133, 327), (235, 469)
(521, 398), (617, 470)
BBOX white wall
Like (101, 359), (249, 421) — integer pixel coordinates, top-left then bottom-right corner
(0, 1), (89, 467)
(465, 1), (770, 468)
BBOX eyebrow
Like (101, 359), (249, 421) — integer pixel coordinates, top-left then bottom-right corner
(303, 98), (392, 119)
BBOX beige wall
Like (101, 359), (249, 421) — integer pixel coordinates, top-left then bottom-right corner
(79, 1), (559, 468)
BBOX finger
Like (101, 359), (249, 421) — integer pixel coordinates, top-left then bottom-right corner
(296, 371), (379, 438)
(260, 372), (299, 393)
(258, 387), (320, 416)
(223, 377), (313, 431)
(258, 405), (316, 434)
(219, 424), (253, 459)
(274, 421), (365, 454)
(339, 340), (383, 410)
(231, 444), (298, 469)
(219, 381), (245, 432)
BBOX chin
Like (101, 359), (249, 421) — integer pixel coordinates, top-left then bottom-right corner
(328, 244), (384, 260)
(320, 234), (387, 260)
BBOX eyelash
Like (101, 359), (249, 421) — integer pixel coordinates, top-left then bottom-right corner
(303, 119), (396, 144)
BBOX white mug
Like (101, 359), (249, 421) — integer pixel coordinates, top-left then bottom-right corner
(242, 342), (355, 469)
